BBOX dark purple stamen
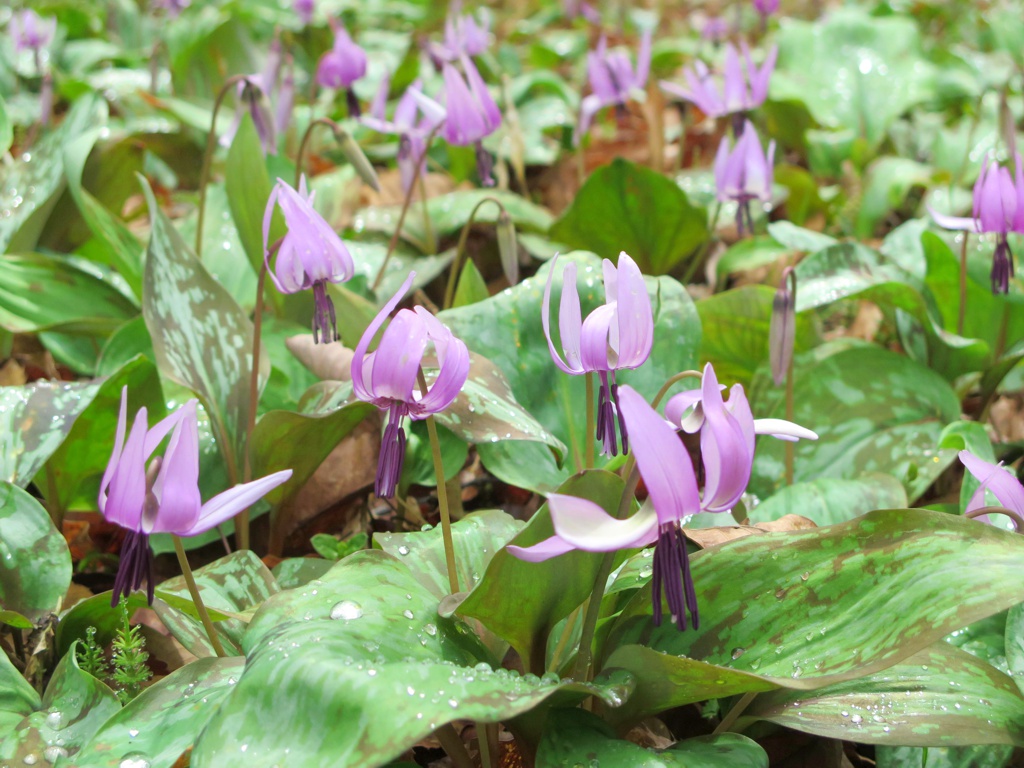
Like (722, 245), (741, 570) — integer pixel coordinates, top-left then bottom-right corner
(595, 372), (628, 456)
(376, 402), (409, 498)
(651, 523), (698, 631)
(474, 141), (495, 188)
(345, 88), (362, 118)
(398, 133), (412, 163)
(734, 198), (756, 237)
(312, 281), (338, 344)
(992, 237), (1013, 295)
(112, 530), (154, 607)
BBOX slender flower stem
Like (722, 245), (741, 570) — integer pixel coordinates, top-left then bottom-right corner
(573, 464), (642, 682)
(478, 723), (495, 768)
(966, 505), (1024, 532)
(294, 117), (338, 188)
(195, 74), (247, 257)
(547, 603), (582, 675)
(434, 724), (474, 768)
(652, 370), (702, 409)
(584, 372), (595, 469)
(442, 196), (505, 310)
(418, 172), (436, 255)
(713, 691), (758, 734)
(172, 535), (227, 658)
(371, 126), (439, 292)
(419, 368), (460, 594)
(958, 233), (969, 336)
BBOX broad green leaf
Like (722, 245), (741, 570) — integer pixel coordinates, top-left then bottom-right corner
(750, 344), (960, 502)
(1, 642), (121, 764)
(549, 158), (708, 275)
(1005, 603), (1024, 696)
(876, 745), (1013, 768)
(715, 236), (790, 282)
(856, 157), (934, 238)
(771, 9), (935, 148)
(457, 471), (627, 675)
(766, 221), (838, 253)
(0, 254), (137, 335)
(352, 190), (552, 253)
(226, 113), (279, 276)
(744, 643), (1024, 747)
(140, 176), (268, 473)
(0, 482), (71, 621)
(696, 285), (817, 388)
(76, 657), (245, 768)
(0, 641), (39, 720)
(747, 475), (908, 526)
(249, 402), (375, 507)
(195, 550), (628, 768)
(452, 257), (490, 307)
(96, 317), (155, 377)
(36, 357), (163, 515)
(440, 252), (700, 493)
(536, 708), (768, 768)
(155, 550), (279, 657)
(602, 510), (1024, 725)
(272, 557), (334, 590)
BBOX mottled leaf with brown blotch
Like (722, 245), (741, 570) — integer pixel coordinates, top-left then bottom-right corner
(139, 176), (268, 473)
(742, 643), (1024, 747)
(601, 510), (1024, 726)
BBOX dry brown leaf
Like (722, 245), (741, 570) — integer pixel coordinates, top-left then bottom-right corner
(285, 335), (354, 382)
(685, 514), (817, 549)
(0, 358), (27, 386)
(990, 394), (1024, 443)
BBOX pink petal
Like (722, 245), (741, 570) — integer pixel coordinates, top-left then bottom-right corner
(960, 450), (1024, 515)
(549, 493), (659, 551)
(613, 252), (653, 369)
(176, 470), (294, 537)
(352, 272), (416, 402)
(507, 534), (578, 562)
(542, 256), (583, 374)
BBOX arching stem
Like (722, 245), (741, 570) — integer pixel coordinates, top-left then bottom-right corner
(442, 196), (506, 310)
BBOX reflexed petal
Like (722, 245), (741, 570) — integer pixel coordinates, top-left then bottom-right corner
(413, 308), (470, 416)
(698, 366), (753, 513)
(613, 252), (653, 369)
(753, 418), (818, 441)
(462, 56), (501, 133)
(618, 385), (701, 525)
(579, 303), (615, 371)
(576, 93), (606, 145)
(148, 403), (202, 534)
(176, 470), (294, 537)
(713, 135), (733, 201)
(370, 71), (391, 121)
(927, 205), (976, 232)
(664, 389), (703, 429)
(371, 311), (428, 402)
(722, 45), (746, 112)
(507, 534), (578, 562)
(634, 27), (652, 88)
(102, 407), (150, 530)
(99, 387), (131, 510)
(442, 64), (489, 145)
(960, 450), (1024, 515)
(352, 272), (416, 402)
(549, 493), (659, 551)
(542, 257), (583, 374)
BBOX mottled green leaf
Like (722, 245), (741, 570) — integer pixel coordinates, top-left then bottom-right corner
(0, 482), (71, 621)
(1005, 603), (1024, 696)
(747, 475), (908, 526)
(140, 176), (267, 472)
(0, 641), (39, 719)
(876, 745), (1013, 768)
(155, 550), (279, 657)
(603, 510), (1024, 724)
(550, 158), (708, 275)
(750, 344), (960, 502)
(744, 643), (1024, 747)
(536, 708), (768, 768)
(76, 657), (245, 768)
(226, 113), (277, 276)
(271, 557), (334, 590)
(195, 550), (627, 768)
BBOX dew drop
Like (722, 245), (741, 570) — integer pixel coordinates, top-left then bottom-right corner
(850, 714), (863, 724)
(118, 756), (151, 768)
(43, 746), (67, 764)
(330, 601), (363, 620)
(397, 545), (410, 556)
(424, 623), (437, 636)
(403, 609), (414, 619)
(731, 647), (745, 660)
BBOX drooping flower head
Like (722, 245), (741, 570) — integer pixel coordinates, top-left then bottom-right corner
(563, 0), (600, 24)
(263, 176), (356, 343)
(10, 9), (56, 55)
(769, 267), (796, 386)
(959, 451), (1024, 529)
(429, 4), (491, 64)
(930, 154), (1024, 294)
(100, 389), (292, 605)
(352, 272), (471, 498)
(294, 0), (315, 25)
(219, 75), (278, 155)
(714, 120), (775, 236)
(576, 29), (653, 146)
(752, 0), (780, 19)
(411, 57), (501, 186)
(542, 252), (653, 456)
(660, 43), (776, 124)
(316, 20), (367, 116)
(364, 75), (446, 194)
(701, 17), (731, 45)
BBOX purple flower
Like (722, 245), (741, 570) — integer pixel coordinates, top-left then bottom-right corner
(509, 385), (703, 629)
(930, 155), (1024, 294)
(274, 57), (296, 136)
(769, 267), (795, 386)
(151, 0), (191, 17)
(219, 75), (277, 155)
(714, 121), (775, 236)
(701, 17), (731, 44)
(564, 0), (601, 23)
(99, 390), (292, 605)
(10, 9), (56, 55)
(263, 177), (355, 343)
(576, 30), (653, 146)
(352, 272), (470, 498)
(364, 75), (445, 194)
(430, 6), (491, 63)
(411, 57), (501, 186)
(294, 0), (315, 25)
(753, 0), (780, 17)
(660, 43), (776, 121)
(543, 252), (653, 456)
(960, 450), (1024, 526)
(316, 21), (367, 116)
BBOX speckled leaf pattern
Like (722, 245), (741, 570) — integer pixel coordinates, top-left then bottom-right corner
(747, 475), (908, 526)
(249, 401), (375, 506)
(0, 482), (71, 621)
(601, 510), (1024, 725)
(352, 189), (552, 253)
(140, 177), (268, 472)
(1004, 604), (1024, 696)
(876, 745), (1013, 768)
(536, 709), (768, 768)
(194, 550), (632, 768)
(744, 643), (1024, 747)
(155, 550), (279, 657)
(1, 642), (121, 766)
(750, 344), (960, 502)
(440, 252), (701, 493)
(0, 379), (104, 488)
(549, 158), (709, 275)
(76, 656), (245, 768)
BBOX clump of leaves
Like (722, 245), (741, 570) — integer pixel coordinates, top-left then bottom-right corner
(311, 532), (368, 561)
(110, 604), (151, 703)
(76, 625), (108, 679)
